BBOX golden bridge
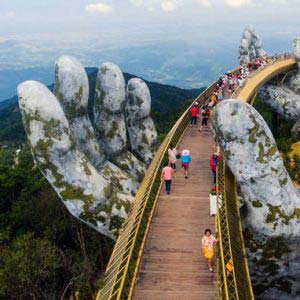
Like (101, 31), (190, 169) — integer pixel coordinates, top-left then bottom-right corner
(97, 56), (298, 300)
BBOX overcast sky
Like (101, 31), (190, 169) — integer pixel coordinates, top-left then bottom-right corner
(1, 0), (300, 48)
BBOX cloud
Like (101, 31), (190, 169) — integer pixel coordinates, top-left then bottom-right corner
(161, 0), (177, 11)
(6, 11), (16, 18)
(131, 0), (144, 7)
(268, 0), (288, 4)
(224, 0), (251, 7)
(198, 0), (212, 7)
(85, 2), (113, 14)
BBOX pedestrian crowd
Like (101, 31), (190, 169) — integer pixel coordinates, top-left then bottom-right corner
(161, 54), (281, 272)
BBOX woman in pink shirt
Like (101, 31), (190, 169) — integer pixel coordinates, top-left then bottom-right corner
(161, 163), (174, 194)
(202, 229), (218, 271)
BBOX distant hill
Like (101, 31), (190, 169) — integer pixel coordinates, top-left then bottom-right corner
(0, 68), (203, 145)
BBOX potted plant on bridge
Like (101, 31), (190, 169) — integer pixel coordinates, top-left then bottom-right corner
(209, 187), (217, 216)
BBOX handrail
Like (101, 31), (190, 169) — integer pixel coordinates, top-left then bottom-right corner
(97, 55), (297, 300)
(216, 160), (254, 300)
(97, 74), (218, 300)
(216, 55), (297, 300)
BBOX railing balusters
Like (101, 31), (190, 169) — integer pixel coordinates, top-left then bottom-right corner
(97, 56), (296, 300)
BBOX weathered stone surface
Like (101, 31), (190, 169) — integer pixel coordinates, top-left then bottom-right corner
(113, 151), (146, 182)
(54, 56), (105, 169)
(17, 56), (158, 240)
(126, 78), (158, 164)
(94, 62), (127, 156)
(239, 26), (266, 65)
(212, 99), (300, 237)
(17, 81), (134, 240)
(293, 37), (300, 61)
(289, 73), (300, 94)
(260, 84), (300, 121)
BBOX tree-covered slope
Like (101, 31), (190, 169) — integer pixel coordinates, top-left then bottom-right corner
(0, 72), (203, 298)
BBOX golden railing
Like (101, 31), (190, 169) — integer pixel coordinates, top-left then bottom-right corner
(216, 56), (297, 300)
(216, 160), (254, 300)
(97, 79), (217, 300)
(97, 55), (297, 300)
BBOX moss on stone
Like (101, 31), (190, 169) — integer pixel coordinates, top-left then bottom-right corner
(263, 261), (280, 276)
(61, 185), (93, 202)
(136, 96), (143, 107)
(266, 204), (282, 224)
(79, 210), (98, 226)
(94, 89), (106, 107)
(262, 236), (290, 259)
(107, 121), (119, 139)
(43, 118), (64, 140)
(248, 113), (260, 143)
(224, 150), (232, 158)
(252, 200), (263, 207)
(257, 142), (266, 163)
(83, 124), (95, 140)
(266, 204), (300, 225)
(104, 186), (112, 198)
(279, 177), (288, 186)
(81, 159), (92, 176)
(75, 86), (83, 102)
(139, 123), (146, 130)
(141, 133), (149, 145)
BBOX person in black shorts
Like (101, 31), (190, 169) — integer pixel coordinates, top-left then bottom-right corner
(199, 109), (209, 131)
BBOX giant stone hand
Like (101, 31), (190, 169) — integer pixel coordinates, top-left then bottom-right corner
(17, 56), (157, 240)
(212, 99), (300, 237)
(239, 26), (266, 65)
(259, 37), (300, 130)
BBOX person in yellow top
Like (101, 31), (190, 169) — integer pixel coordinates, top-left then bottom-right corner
(202, 229), (218, 271)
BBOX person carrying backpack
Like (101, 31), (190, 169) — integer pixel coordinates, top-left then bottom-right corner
(168, 143), (178, 173)
(199, 109), (210, 132)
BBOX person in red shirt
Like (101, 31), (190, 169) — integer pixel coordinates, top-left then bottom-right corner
(190, 104), (199, 126)
(210, 153), (220, 185)
(161, 163), (174, 194)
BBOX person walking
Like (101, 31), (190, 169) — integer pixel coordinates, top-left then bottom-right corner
(202, 229), (218, 271)
(190, 104), (199, 126)
(210, 152), (220, 185)
(168, 143), (178, 173)
(180, 149), (191, 179)
(161, 163), (174, 194)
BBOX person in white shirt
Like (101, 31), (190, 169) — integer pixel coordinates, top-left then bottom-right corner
(168, 143), (178, 173)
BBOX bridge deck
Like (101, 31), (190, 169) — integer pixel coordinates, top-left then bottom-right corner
(132, 125), (217, 300)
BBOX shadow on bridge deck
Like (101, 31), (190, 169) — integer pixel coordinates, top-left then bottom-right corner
(132, 126), (217, 300)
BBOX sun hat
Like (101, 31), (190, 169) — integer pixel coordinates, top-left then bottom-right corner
(182, 149), (190, 156)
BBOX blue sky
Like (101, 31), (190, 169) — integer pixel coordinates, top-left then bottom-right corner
(1, 0), (300, 46)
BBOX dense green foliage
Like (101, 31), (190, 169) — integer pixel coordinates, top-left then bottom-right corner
(0, 145), (114, 299)
(0, 71), (201, 298)
(0, 99), (25, 145)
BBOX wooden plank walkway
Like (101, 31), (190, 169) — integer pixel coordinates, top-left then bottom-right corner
(133, 125), (217, 300)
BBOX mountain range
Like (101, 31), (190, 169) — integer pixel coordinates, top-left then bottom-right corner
(0, 68), (203, 145)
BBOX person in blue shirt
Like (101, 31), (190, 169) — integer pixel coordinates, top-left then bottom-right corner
(181, 149), (191, 179)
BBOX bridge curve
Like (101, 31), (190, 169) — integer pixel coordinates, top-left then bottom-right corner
(97, 56), (297, 300)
